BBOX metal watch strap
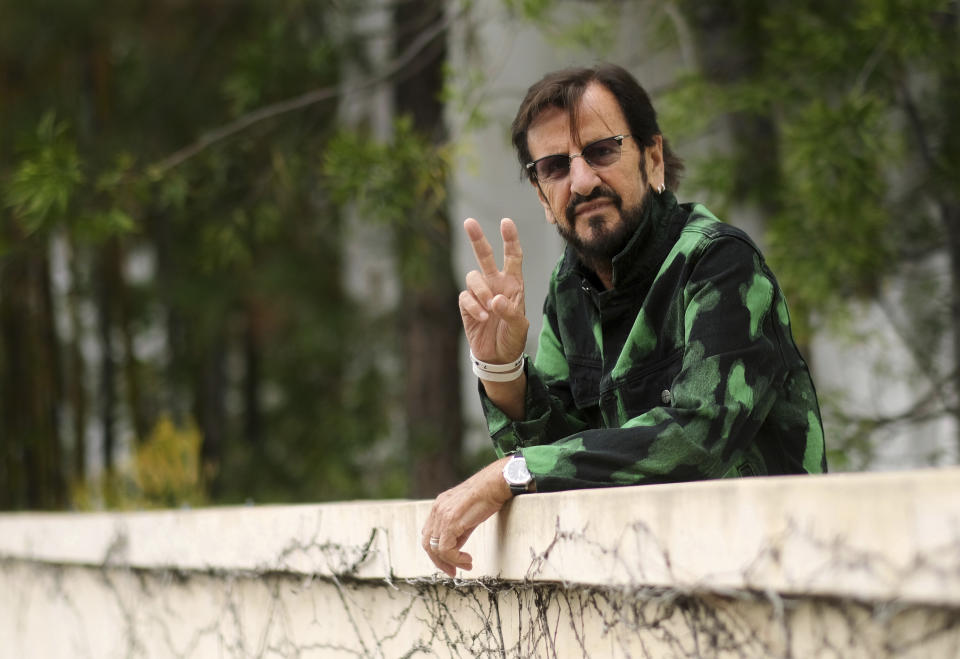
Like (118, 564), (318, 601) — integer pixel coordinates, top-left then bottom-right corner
(509, 481), (530, 496)
(503, 454), (533, 496)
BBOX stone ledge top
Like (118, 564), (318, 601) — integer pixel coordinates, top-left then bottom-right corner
(2, 468), (959, 606)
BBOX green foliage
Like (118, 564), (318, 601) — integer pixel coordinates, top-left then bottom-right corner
(4, 113), (84, 236)
(663, 0), (956, 313)
(134, 416), (207, 508)
(659, 74), (723, 141)
(71, 415), (206, 510)
(221, 5), (341, 116)
(441, 61), (491, 136)
(0, 0), (401, 510)
(325, 117), (448, 223)
(768, 94), (896, 313)
(501, 0), (622, 54)
(323, 116), (452, 285)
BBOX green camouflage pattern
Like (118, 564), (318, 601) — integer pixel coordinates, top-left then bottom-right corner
(480, 190), (826, 491)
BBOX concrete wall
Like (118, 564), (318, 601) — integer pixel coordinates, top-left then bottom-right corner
(2, 469), (959, 657)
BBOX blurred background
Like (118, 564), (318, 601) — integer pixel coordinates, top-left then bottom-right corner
(1, 0), (957, 511)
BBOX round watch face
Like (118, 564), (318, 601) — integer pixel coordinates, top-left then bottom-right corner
(504, 456), (532, 485)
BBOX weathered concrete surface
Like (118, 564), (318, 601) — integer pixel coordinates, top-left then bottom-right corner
(1, 469), (959, 657)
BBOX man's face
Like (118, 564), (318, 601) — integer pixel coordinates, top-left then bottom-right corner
(526, 82), (663, 268)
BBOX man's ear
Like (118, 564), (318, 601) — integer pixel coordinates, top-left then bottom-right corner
(647, 134), (664, 187)
(531, 179), (557, 225)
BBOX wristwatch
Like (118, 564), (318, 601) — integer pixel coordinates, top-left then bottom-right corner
(502, 453), (533, 496)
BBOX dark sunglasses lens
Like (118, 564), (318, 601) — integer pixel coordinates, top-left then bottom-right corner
(583, 138), (621, 167)
(536, 155), (570, 182)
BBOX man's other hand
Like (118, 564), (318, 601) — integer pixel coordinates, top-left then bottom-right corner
(421, 457), (513, 577)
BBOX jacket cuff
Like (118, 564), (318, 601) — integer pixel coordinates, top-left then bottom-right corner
(478, 359), (553, 455)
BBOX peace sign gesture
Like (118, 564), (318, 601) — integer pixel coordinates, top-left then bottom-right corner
(459, 217), (530, 368)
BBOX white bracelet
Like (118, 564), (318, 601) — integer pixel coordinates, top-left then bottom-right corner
(470, 351), (525, 382)
(472, 361), (524, 382)
(470, 351), (524, 373)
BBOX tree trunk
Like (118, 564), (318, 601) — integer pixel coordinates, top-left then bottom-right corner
(681, 3), (782, 212)
(941, 2), (960, 463)
(116, 248), (148, 445)
(150, 211), (189, 427)
(96, 246), (117, 476)
(40, 244), (65, 506)
(197, 333), (227, 495)
(244, 303), (263, 447)
(66, 234), (89, 484)
(945, 204), (960, 453)
(0, 236), (66, 509)
(393, 0), (463, 498)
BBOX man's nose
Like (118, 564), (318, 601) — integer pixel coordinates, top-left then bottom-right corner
(568, 155), (601, 197)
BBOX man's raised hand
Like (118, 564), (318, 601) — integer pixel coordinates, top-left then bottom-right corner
(422, 218), (530, 576)
(459, 218), (529, 365)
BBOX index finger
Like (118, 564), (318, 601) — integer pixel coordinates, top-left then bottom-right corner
(464, 218), (500, 276)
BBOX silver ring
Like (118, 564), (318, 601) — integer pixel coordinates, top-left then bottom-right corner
(429, 536), (440, 548)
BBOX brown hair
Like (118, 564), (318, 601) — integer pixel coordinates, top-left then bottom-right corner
(511, 63), (684, 191)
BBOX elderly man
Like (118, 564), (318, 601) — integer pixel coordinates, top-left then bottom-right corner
(422, 64), (825, 577)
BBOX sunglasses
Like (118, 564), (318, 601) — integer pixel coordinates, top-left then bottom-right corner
(526, 134), (631, 183)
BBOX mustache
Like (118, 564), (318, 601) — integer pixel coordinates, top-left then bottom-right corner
(565, 186), (623, 223)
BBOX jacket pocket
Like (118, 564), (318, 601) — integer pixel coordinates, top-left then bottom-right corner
(567, 355), (602, 410)
(608, 350), (683, 421)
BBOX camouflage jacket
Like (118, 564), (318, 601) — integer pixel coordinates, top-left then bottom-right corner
(480, 190), (826, 491)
